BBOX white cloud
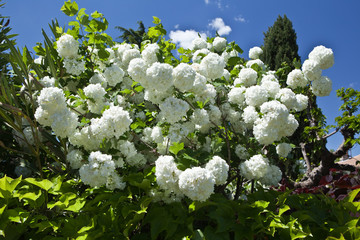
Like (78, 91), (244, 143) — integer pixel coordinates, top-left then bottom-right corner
(204, 0), (210, 4)
(174, 24), (179, 29)
(209, 18), (232, 36)
(234, 15), (246, 23)
(169, 30), (207, 49)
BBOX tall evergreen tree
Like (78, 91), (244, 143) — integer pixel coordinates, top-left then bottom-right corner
(261, 15), (300, 70)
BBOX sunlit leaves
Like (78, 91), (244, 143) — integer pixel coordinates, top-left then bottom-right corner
(61, 0), (79, 17)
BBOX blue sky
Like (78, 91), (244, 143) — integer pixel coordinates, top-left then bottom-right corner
(3, 0), (360, 156)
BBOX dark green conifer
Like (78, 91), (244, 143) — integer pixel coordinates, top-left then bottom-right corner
(261, 15), (300, 70)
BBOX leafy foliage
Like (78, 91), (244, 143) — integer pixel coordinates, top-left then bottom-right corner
(0, 175), (359, 239)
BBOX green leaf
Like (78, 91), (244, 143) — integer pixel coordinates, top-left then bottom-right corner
(97, 47), (110, 59)
(169, 142), (184, 155)
(24, 178), (53, 191)
(227, 56), (241, 66)
(18, 190), (42, 201)
(153, 16), (161, 24)
(346, 188), (360, 202)
(4, 208), (30, 223)
(278, 204), (290, 216)
(0, 175), (22, 199)
(61, 0), (79, 16)
(91, 11), (103, 18)
(65, 198), (86, 212)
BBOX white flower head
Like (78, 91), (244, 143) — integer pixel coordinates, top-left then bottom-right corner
(142, 43), (160, 65)
(173, 63), (196, 92)
(239, 154), (269, 180)
(311, 76), (332, 97)
(205, 156), (229, 185)
(249, 46), (263, 60)
(56, 33), (79, 59)
(234, 68), (258, 87)
(308, 45), (334, 70)
(286, 69), (308, 89)
(178, 167), (215, 202)
(212, 37), (227, 52)
(199, 53), (225, 80)
(146, 62), (174, 91)
(191, 37), (208, 50)
(302, 59), (322, 81)
(103, 65), (125, 87)
(276, 143), (292, 158)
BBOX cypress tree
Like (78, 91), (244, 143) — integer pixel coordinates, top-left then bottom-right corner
(261, 15), (300, 70)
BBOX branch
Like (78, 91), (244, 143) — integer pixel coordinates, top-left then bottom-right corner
(300, 142), (312, 173)
(333, 126), (355, 158)
(322, 127), (340, 139)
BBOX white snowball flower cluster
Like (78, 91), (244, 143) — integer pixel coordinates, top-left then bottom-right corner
(39, 76), (56, 87)
(128, 58), (148, 86)
(155, 155), (183, 193)
(146, 62), (174, 91)
(228, 86), (246, 106)
(259, 164), (282, 186)
(252, 100), (298, 145)
(89, 72), (106, 87)
(235, 144), (249, 160)
(302, 59), (322, 81)
(311, 76), (332, 97)
(246, 59), (265, 70)
(66, 149), (84, 169)
(191, 37), (208, 50)
(294, 94), (309, 111)
(308, 45), (334, 70)
(83, 83), (107, 114)
(192, 49), (210, 63)
(239, 154), (269, 180)
(35, 87), (78, 138)
(168, 122), (194, 142)
(63, 58), (85, 76)
(245, 85), (269, 107)
(261, 79), (280, 98)
(79, 151), (126, 190)
(159, 97), (189, 124)
(122, 48), (141, 69)
(155, 155), (228, 202)
(275, 88), (297, 110)
(205, 156), (229, 185)
(301, 46), (334, 96)
(142, 43), (160, 65)
(242, 106), (259, 126)
(212, 37), (227, 52)
(103, 65), (125, 87)
(286, 69), (308, 89)
(249, 46), (263, 60)
(178, 167), (215, 202)
(37, 87), (67, 113)
(276, 143), (292, 158)
(234, 68), (258, 87)
(173, 63), (196, 92)
(142, 126), (164, 144)
(200, 53), (225, 80)
(90, 105), (132, 140)
(56, 33), (79, 59)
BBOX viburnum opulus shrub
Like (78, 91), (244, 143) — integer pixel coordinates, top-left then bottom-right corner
(14, 0), (336, 204)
